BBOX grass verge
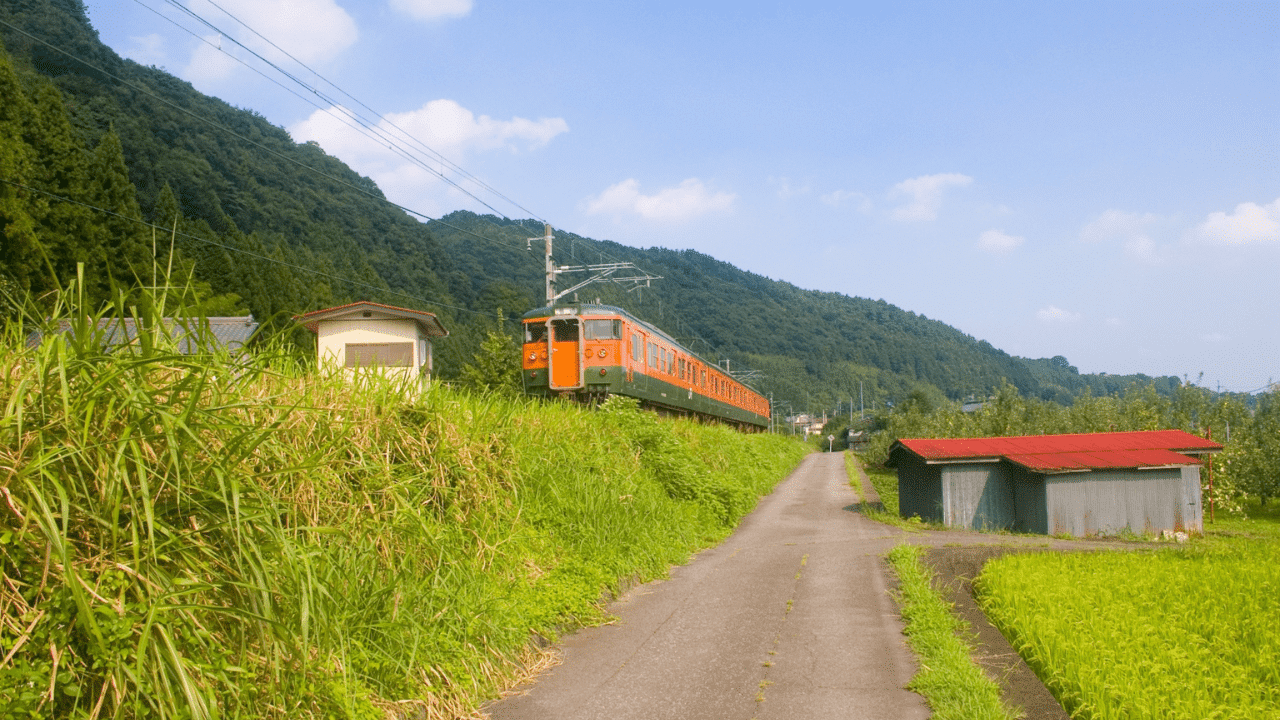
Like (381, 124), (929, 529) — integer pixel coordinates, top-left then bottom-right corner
(886, 544), (1020, 720)
(0, 277), (810, 720)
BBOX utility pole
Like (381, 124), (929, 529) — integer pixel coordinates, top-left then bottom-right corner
(531, 223), (661, 306)
(860, 381), (864, 420)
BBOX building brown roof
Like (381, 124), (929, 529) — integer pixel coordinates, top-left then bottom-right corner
(295, 301), (448, 337)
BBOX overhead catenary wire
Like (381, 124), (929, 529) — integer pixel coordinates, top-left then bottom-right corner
(0, 17), (539, 256)
(0, 13), (735, 363)
(134, 0), (646, 272)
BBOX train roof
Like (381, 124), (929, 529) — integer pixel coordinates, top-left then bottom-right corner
(522, 302), (761, 395)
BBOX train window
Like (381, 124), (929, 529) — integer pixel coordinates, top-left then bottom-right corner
(552, 319), (579, 342)
(525, 323), (547, 344)
(632, 334), (642, 361)
(648, 343), (658, 368)
(666, 350), (674, 374)
(678, 358), (686, 379)
(584, 319), (620, 340)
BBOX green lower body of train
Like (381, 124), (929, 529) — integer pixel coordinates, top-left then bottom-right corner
(524, 365), (769, 429)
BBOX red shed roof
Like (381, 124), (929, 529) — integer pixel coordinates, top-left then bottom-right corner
(888, 430), (1222, 474)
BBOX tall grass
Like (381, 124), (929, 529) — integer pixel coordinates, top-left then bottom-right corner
(0, 274), (808, 719)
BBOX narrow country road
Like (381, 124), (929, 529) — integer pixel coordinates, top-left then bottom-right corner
(484, 452), (931, 720)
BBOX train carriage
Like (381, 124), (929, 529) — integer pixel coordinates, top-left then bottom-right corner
(521, 303), (770, 429)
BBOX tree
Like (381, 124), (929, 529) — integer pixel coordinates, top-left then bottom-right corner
(457, 316), (522, 395)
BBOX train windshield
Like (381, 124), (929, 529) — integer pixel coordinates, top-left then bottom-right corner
(583, 319), (621, 340)
(524, 322), (548, 344)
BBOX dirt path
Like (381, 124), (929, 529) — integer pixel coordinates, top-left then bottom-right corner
(483, 453), (1136, 719)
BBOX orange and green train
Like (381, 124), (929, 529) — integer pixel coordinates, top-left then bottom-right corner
(521, 303), (770, 430)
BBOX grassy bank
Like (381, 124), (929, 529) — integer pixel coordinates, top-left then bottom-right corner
(885, 544), (1018, 720)
(0, 295), (808, 719)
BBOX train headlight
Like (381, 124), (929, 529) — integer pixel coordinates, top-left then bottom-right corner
(598, 349), (607, 358)
(528, 352), (537, 361)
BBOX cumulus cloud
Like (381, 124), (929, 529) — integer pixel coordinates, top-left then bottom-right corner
(183, 0), (357, 85)
(889, 173), (972, 221)
(1195, 198), (1280, 244)
(1080, 209), (1164, 264)
(1037, 306), (1081, 323)
(391, 0), (473, 21)
(289, 100), (568, 215)
(977, 229), (1024, 254)
(584, 179), (736, 222)
(820, 189), (873, 213)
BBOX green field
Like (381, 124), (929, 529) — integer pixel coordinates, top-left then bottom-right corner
(977, 533), (1280, 719)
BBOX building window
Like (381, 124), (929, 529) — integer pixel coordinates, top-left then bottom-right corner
(346, 342), (413, 367)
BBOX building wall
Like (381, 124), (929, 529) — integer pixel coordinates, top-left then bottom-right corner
(1011, 468), (1048, 534)
(897, 456), (943, 522)
(317, 318), (433, 381)
(940, 463), (1016, 531)
(1044, 466), (1203, 536)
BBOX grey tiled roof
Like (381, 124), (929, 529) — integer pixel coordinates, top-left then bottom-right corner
(28, 316), (259, 353)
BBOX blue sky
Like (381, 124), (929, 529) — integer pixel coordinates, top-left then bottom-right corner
(84, 0), (1279, 392)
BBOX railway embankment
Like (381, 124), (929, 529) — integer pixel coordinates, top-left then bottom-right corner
(0, 312), (808, 720)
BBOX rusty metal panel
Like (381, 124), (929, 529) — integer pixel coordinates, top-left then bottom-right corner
(1044, 467), (1198, 537)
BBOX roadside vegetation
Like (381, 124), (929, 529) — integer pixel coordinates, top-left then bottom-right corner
(0, 276), (808, 720)
(885, 545), (1019, 720)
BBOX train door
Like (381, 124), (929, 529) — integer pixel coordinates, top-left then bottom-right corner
(548, 317), (583, 390)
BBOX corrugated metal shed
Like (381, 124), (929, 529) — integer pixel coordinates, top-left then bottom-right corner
(889, 430), (1221, 536)
(890, 430), (1221, 474)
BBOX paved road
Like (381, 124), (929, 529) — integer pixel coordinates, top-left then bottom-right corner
(484, 453), (931, 720)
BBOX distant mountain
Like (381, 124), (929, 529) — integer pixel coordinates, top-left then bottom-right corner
(0, 0), (1180, 408)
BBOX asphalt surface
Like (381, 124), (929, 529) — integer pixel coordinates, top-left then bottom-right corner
(484, 452), (931, 720)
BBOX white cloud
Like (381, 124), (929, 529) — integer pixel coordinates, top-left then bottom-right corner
(1195, 198), (1280, 244)
(390, 0), (473, 21)
(124, 33), (167, 67)
(1079, 209), (1157, 244)
(1105, 317), (1123, 327)
(820, 189), (873, 213)
(289, 101), (568, 215)
(1037, 306), (1081, 323)
(183, 0), (357, 85)
(1079, 209), (1164, 264)
(584, 179), (736, 222)
(770, 177), (810, 200)
(889, 173), (972, 221)
(977, 229), (1024, 254)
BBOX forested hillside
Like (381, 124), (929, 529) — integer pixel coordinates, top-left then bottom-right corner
(0, 0), (1182, 408)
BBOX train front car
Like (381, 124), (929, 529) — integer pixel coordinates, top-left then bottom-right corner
(522, 303), (770, 430)
(522, 304), (626, 402)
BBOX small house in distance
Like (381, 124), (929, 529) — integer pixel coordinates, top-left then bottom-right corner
(297, 301), (448, 381)
(887, 430), (1222, 536)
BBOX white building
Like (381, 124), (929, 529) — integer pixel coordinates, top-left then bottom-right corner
(296, 301), (448, 382)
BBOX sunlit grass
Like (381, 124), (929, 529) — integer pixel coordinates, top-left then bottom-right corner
(0, 272), (809, 719)
(886, 544), (1019, 720)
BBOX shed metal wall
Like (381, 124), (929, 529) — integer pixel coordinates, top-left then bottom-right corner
(940, 463), (1015, 530)
(1011, 467), (1048, 534)
(896, 457), (942, 523)
(1044, 466), (1203, 536)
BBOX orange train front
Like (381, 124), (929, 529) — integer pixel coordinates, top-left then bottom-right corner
(521, 303), (770, 430)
